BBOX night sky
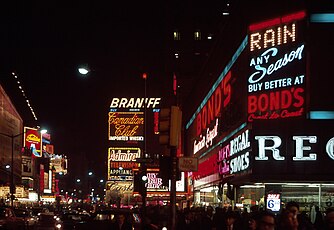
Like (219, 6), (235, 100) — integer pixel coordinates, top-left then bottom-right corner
(0, 0), (332, 182)
(0, 1), (172, 179)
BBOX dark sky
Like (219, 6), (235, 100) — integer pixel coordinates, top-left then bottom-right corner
(0, 1), (173, 178)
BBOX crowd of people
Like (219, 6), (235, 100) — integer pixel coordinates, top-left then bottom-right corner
(175, 201), (334, 230)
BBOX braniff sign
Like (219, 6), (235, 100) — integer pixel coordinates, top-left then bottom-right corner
(248, 11), (306, 121)
(108, 111), (144, 141)
(110, 97), (161, 109)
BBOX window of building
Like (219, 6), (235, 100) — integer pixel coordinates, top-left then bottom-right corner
(194, 30), (201, 40)
(173, 31), (180, 40)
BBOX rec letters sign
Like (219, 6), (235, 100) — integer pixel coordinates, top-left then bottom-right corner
(251, 120), (334, 180)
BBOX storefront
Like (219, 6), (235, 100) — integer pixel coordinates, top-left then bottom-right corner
(185, 9), (334, 213)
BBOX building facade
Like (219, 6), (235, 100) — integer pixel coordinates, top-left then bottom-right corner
(183, 2), (334, 213)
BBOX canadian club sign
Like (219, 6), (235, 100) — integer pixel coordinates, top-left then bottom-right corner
(247, 11), (306, 122)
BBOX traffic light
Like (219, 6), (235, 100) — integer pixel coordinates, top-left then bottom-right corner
(159, 106), (182, 147)
(133, 170), (148, 197)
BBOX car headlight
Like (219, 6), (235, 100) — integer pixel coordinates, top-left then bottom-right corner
(56, 223), (62, 229)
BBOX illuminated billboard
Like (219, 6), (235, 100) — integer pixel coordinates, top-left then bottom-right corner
(251, 120), (334, 182)
(24, 127), (42, 157)
(185, 36), (248, 158)
(107, 147), (141, 180)
(50, 155), (68, 175)
(108, 112), (144, 141)
(247, 11), (307, 121)
(218, 127), (251, 178)
(110, 97), (161, 109)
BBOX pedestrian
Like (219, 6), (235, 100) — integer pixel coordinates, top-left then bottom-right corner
(278, 210), (299, 230)
(225, 210), (240, 230)
(286, 201), (314, 230)
(255, 210), (276, 230)
(111, 213), (132, 230)
(312, 206), (324, 230)
(324, 207), (334, 230)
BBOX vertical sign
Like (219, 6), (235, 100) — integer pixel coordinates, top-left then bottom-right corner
(248, 11), (307, 122)
(24, 127), (42, 157)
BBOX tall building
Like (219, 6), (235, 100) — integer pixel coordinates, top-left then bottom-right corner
(177, 0), (334, 211)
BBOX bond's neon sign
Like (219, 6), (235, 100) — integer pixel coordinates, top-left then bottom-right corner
(195, 72), (232, 136)
(247, 11), (306, 121)
(193, 118), (219, 154)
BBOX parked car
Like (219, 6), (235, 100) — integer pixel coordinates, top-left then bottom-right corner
(35, 213), (63, 230)
(88, 208), (142, 230)
(60, 211), (91, 229)
(0, 206), (26, 230)
(13, 208), (37, 229)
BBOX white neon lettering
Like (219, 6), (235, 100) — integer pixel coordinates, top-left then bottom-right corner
(248, 44), (304, 84)
(109, 98), (162, 108)
(230, 152), (250, 174)
(110, 98), (119, 108)
(230, 130), (250, 156)
(326, 137), (334, 160)
(292, 136), (317, 160)
(255, 136), (284, 160)
(193, 135), (205, 154)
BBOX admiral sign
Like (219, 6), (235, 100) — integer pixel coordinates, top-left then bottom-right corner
(108, 147), (141, 181)
(248, 11), (307, 122)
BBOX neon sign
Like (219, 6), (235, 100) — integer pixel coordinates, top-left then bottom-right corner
(145, 173), (163, 189)
(110, 97), (161, 109)
(196, 72), (231, 136)
(24, 127), (42, 157)
(254, 135), (334, 161)
(193, 118), (219, 154)
(108, 112), (144, 141)
(108, 147), (141, 161)
(218, 129), (251, 175)
(106, 181), (133, 192)
(247, 11), (306, 121)
(248, 45), (304, 84)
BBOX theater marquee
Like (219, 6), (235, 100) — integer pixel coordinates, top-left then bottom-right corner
(248, 11), (306, 122)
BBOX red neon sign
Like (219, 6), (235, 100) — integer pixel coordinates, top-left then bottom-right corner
(249, 10), (306, 31)
(196, 71), (231, 136)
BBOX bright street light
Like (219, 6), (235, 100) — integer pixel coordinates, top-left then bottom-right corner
(78, 67), (89, 75)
